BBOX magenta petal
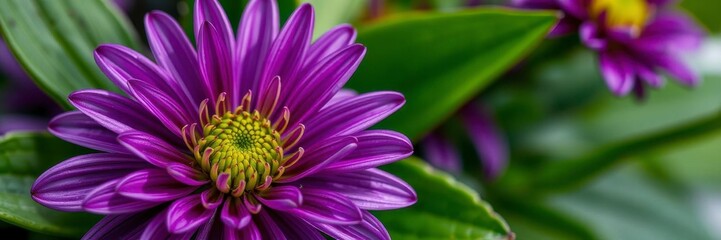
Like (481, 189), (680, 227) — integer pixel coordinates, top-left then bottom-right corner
(289, 188), (362, 225)
(93, 44), (196, 116)
(198, 22), (234, 103)
(116, 168), (198, 202)
(128, 79), (196, 136)
(200, 188), (224, 209)
(285, 44), (366, 126)
(324, 89), (357, 109)
(82, 210), (157, 240)
(302, 168), (416, 210)
(167, 163), (209, 186)
(140, 208), (174, 240)
(302, 91), (405, 145)
(460, 104), (508, 180)
(48, 111), (126, 153)
(118, 131), (191, 168)
(221, 198), (252, 230)
(303, 24), (357, 68)
(194, 0), (234, 52)
(68, 90), (166, 136)
(31, 153), (149, 211)
(280, 136), (358, 182)
(599, 51), (634, 96)
(311, 210), (390, 240)
(262, 211), (324, 239)
(651, 53), (698, 86)
(256, 185), (303, 211)
(580, 22), (607, 50)
(235, 215), (263, 240)
(421, 132), (462, 173)
(325, 130), (412, 172)
(166, 194), (216, 234)
(145, 11), (206, 105)
(259, 4), (314, 107)
(254, 210), (286, 239)
(82, 179), (161, 214)
(235, 0), (279, 105)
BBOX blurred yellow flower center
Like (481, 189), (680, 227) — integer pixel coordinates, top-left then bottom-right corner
(590, 0), (651, 34)
(196, 110), (281, 196)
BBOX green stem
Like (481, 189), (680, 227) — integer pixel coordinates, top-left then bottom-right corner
(532, 112), (721, 193)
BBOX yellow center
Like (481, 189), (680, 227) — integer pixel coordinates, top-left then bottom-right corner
(590, 0), (651, 34)
(195, 110), (282, 195)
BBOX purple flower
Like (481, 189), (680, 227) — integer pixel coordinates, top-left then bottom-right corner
(513, 0), (704, 98)
(421, 103), (508, 180)
(31, 0), (416, 239)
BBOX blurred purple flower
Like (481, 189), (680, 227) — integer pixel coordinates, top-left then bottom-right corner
(31, 0), (416, 239)
(513, 0), (704, 98)
(421, 103), (508, 180)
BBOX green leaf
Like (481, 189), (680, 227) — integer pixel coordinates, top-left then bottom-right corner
(0, 132), (99, 237)
(347, 8), (557, 141)
(0, 0), (140, 109)
(377, 158), (511, 239)
(300, 0), (367, 39)
(681, 0), (721, 33)
(546, 164), (711, 240)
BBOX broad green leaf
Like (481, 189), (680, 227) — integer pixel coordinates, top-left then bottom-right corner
(0, 0), (140, 109)
(377, 158), (511, 239)
(0, 132), (99, 237)
(681, 0), (721, 33)
(300, 0), (367, 39)
(347, 8), (557, 141)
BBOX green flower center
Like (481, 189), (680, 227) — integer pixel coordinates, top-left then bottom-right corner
(195, 109), (282, 196)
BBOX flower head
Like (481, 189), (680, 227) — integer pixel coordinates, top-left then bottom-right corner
(514, 0), (704, 98)
(31, 0), (416, 239)
(421, 103), (508, 180)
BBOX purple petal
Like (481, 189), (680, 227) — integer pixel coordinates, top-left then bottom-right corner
(637, 12), (704, 51)
(548, 18), (580, 37)
(235, 0), (279, 105)
(460, 104), (508, 180)
(301, 91), (405, 145)
(166, 194), (216, 234)
(82, 179), (161, 214)
(324, 130), (412, 172)
(262, 210), (324, 239)
(599, 51), (634, 96)
(82, 210), (157, 240)
(253, 210), (285, 239)
(127, 79), (196, 136)
(311, 210), (390, 240)
(194, 0), (234, 53)
(0, 116), (47, 135)
(303, 24), (357, 69)
(31, 153), (149, 211)
(256, 185), (303, 210)
(48, 111), (126, 153)
(421, 131), (462, 173)
(324, 89), (357, 109)
(259, 4), (314, 108)
(93, 44), (196, 116)
(284, 44), (366, 127)
(221, 198), (252, 230)
(68, 90), (167, 136)
(647, 52), (698, 86)
(116, 168), (198, 202)
(558, 0), (588, 19)
(511, 0), (559, 9)
(233, 214), (263, 240)
(167, 163), (210, 186)
(289, 188), (362, 225)
(302, 168), (416, 210)
(200, 188), (224, 209)
(198, 21), (234, 103)
(279, 136), (358, 182)
(118, 131), (191, 168)
(145, 11), (206, 105)
(140, 208), (174, 240)
(580, 22), (607, 50)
